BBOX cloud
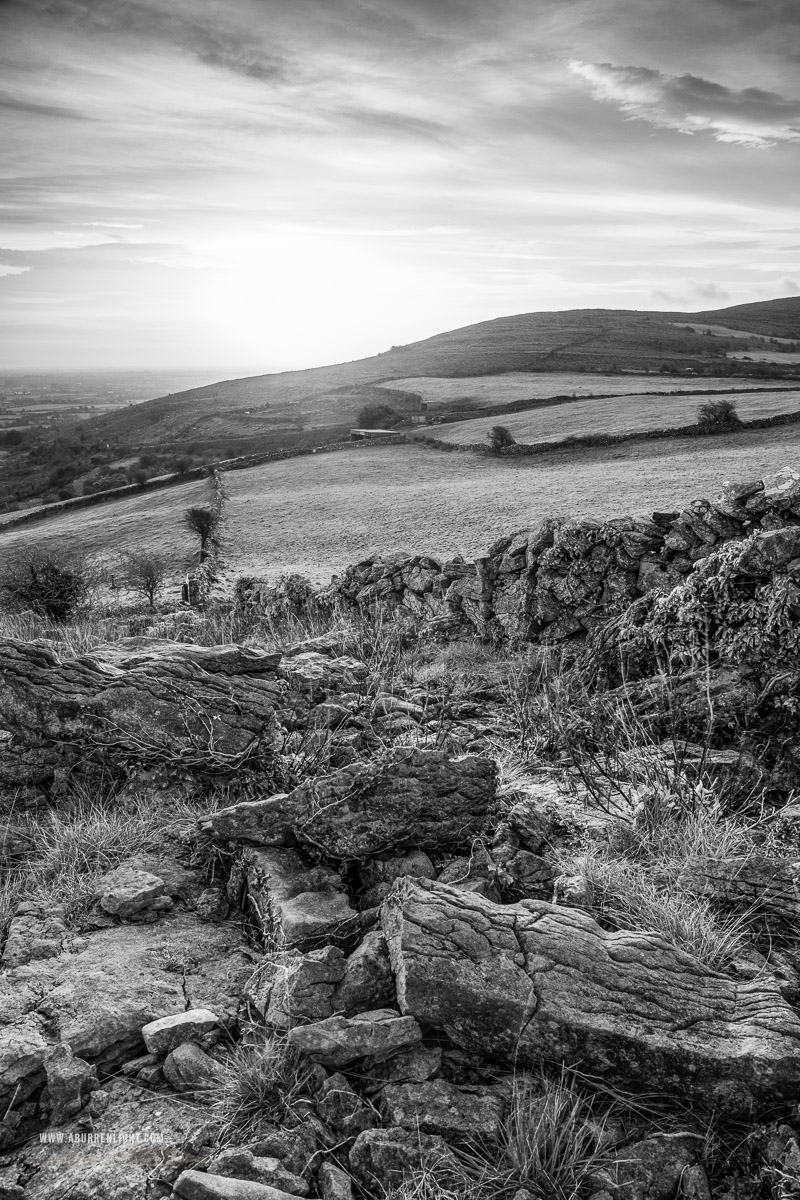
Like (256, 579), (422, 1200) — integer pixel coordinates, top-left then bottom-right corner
(5, 0), (289, 83)
(337, 107), (451, 142)
(0, 264), (30, 277)
(0, 90), (91, 121)
(570, 60), (800, 146)
(691, 280), (730, 301)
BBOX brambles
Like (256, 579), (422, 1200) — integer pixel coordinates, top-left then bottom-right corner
(0, 547), (99, 622)
(486, 424), (516, 453)
(697, 397), (741, 432)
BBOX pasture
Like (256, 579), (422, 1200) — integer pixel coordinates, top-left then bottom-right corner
(380, 372), (795, 412)
(415, 389), (800, 446)
(1, 426), (799, 587)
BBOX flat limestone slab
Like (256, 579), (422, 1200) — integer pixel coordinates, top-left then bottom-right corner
(382, 878), (800, 1115)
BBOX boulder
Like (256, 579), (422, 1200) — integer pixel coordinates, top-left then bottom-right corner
(207, 1149), (308, 1195)
(592, 1133), (702, 1200)
(682, 855), (800, 933)
(378, 1079), (505, 1141)
(348, 1127), (459, 1193)
(737, 527), (800, 575)
(246, 947), (346, 1028)
(287, 1009), (422, 1068)
(142, 1009), (221, 1057)
(241, 847), (358, 949)
(40, 1043), (98, 1125)
(359, 850), (436, 907)
(98, 865), (167, 917)
(173, 1172), (300, 1200)
(362, 1044), (442, 1089)
(382, 878), (800, 1115)
(318, 1162), (355, 1200)
(163, 1042), (225, 1095)
(331, 931), (396, 1016)
(316, 1072), (379, 1137)
(202, 748), (496, 860)
(0, 638), (284, 793)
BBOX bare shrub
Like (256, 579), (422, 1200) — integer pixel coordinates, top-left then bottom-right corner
(0, 548), (100, 622)
(120, 549), (170, 609)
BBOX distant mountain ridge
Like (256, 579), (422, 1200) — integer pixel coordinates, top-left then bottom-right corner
(92, 297), (800, 446)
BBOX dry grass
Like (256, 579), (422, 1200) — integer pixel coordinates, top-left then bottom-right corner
(0, 781), (224, 933)
(1, 428), (799, 586)
(207, 1029), (316, 1146)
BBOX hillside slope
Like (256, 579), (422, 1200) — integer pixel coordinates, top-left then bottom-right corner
(4, 424), (800, 584)
(91, 298), (800, 446)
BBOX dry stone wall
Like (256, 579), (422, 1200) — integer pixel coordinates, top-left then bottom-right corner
(324, 466), (800, 642)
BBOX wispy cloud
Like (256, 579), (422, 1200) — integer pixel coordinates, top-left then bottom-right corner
(0, 90), (91, 121)
(570, 60), (800, 146)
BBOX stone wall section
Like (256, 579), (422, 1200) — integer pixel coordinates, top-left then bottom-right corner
(323, 467), (800, 642)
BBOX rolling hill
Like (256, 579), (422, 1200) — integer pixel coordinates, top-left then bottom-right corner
(90, 297), (800, 448)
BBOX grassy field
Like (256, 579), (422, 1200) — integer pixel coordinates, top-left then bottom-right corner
(415, 388), (800, 446)
(1, 428), (799, 588)
(381, 373), (792, 412)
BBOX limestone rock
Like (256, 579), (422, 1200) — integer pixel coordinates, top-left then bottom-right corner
(246, 947), (346, 1028)
(382, 878), (800, 1115)
(287, 1009), (422, 1068)
(242, 847), (357, 949)
(682, 855), (800, 933)
(593, 1133), (701, 1200)
(316, 1072), (379, 1137)
(1, 907), (69, 968)
(379, 1079), (505, 1141)
(163, 1043), (225, 1095)
(362, 1044), (442, 1088)
(202, 748), (496, 860)
(18, 1078), (212, 1199)
(348, 1127), (459, 1193)
(196, 887), (230, 922)
(359, 850), (436, 907)
(40, 1042), (98, 1125)
(207, 1149), (309, 1195)
(737, 528), (800, 575)
(174, 1171), (301, 1199)
(331, 931), (396, 1016)
(0, 912), (250, 1109)
(318, 1161), (355, 1200)
(0, 637), (283, 793)
(98, 865), (167, 917)
(142, 1009), (221, 1057)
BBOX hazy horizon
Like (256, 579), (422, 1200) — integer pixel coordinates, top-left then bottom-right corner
(1, 0), (799, 372)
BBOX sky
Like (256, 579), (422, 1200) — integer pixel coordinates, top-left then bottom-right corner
(0, 0), (799, 372)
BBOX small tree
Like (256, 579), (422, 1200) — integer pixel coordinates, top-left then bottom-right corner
(184, 466), (229, 566)
(697, 398), (741, 432)
(184, 505), (220, 563)
(0, 548), (97, 622)
(356, 403), (402, 429)
(487, 424), (517, 453)
(121, 550), (169, 609)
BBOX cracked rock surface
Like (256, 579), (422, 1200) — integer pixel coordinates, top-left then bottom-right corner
(382, 876), (800, 1115)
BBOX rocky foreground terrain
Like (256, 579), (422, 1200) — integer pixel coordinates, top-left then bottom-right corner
(1, 468), (800, 1200)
